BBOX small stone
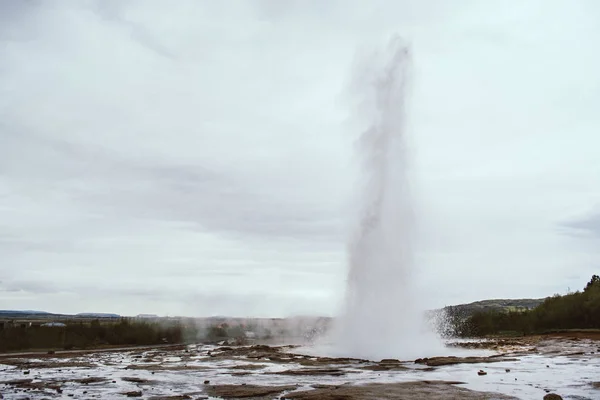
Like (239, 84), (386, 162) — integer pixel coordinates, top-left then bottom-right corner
(124, 391), (143, 397)
(543, 394), (563, 400)
(505, 368), (511, 372)
(23, 371), (30, 375)
(477, 370), (487, 376)
(204, 380), (210, 384)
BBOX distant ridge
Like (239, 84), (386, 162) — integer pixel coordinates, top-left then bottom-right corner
(0, 310), (121, 318)
(445, 298), (545, 313)
(76, 313), (121, 318)
(438, 299), (545, 318)
(0, 310), (50, 315)
(1, 298), (545, 321)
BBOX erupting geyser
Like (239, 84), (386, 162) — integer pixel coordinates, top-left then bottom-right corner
(335, 36), (443, 360)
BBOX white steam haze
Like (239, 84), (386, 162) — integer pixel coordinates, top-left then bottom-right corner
(1, 1), (600, 317)
(335, 37), (444, 360)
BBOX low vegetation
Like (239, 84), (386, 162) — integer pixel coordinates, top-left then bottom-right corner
(449, 275), (600, 337)
(0, 319), (193, 352)
(0, 317), (279, 352)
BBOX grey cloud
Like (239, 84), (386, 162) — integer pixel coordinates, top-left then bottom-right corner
(1, 0), (600, 316)
(92, 0), (177, 59)
(1, 126), (343, 244)
(561, 210), (600, 238)
(0, 279), (61, 295)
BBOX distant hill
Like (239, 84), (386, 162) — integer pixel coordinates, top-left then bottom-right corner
(0, 310), (53, 317)
(0, 310), (120, 319)
(446, 298), (544, 314)
(76, 313), (121, 318)
(0, 310), (50, 315)
(2, 299), (545, 322)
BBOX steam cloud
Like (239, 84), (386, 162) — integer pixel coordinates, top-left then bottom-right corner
(335, 36), (443, 360)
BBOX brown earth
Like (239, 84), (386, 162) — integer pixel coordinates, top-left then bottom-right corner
(205, 384), (298, 399)
(541, 331), (600, 340)
(0, 358), (95, 369)
(270, 367), (352, 376)
(125, 364), (211, 371)
(415, 355), (518, 367)
(213, 381), (519, 400)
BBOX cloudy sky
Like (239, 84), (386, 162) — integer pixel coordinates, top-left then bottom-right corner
(1, 0), (599, 317)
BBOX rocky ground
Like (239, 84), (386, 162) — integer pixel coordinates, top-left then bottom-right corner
(0, 335), (599, 399)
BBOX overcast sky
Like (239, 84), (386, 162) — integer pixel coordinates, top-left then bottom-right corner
(1, 0), (599, 317)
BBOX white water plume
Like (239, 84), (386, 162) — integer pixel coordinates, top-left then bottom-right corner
(334, 36), (444, 361)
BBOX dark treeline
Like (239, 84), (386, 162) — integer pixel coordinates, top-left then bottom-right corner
(0, 317), (283, 352)
(449, 275), (600, 337)
(0, 319), (192, 352)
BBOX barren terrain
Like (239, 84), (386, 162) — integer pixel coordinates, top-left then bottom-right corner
(1, 335), (599, 399)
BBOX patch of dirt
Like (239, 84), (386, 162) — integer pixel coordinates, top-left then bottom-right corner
(414, 355), (518, 367)
(123, 390), (143, 397)
(542, 331), (600, 340)
(447, 338), (541, 354)
(358, 359), (408, 371)
(122, 376), (152, 384)
(0, 344), (187, 359)
(228, 364), (267, 370)
(125, 364), (210, 371)
(281, 381), (519, 400)
(0, 358), (95, 369)
(204, 384), (298, 399)
(271, 368), (352, 376)
(207, 345), (369, 368)
(75, 376), (109, 384)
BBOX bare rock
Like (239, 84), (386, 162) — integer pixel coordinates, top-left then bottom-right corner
(543, 394), (563, 400)
(281, 381), (518, 399)
(122, 377), (150, 384)
(415, 356), (517, 367)
(205, 384), (297, 399)
(76, 377), (108, 384)
(271, 368), (349, 376)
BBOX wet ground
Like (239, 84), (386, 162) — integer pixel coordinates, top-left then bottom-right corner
(0, 336), (599, 399)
